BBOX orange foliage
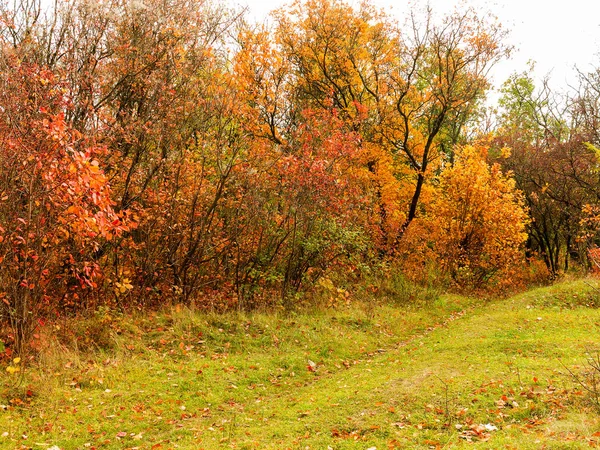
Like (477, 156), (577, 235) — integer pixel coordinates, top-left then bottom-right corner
(400, 145), (529, 289)
(0, 60), (128, 351)
(0, 0), (532, 355)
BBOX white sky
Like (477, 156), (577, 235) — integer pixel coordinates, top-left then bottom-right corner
(237, 0), (600, 97)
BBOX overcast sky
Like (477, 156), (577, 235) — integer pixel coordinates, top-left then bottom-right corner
(238, 0), (600, 96)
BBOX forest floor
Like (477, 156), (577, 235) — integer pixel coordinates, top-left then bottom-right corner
(2, 279), (600, 449)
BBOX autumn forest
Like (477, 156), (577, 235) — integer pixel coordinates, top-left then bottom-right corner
(0, 0), (599, 357)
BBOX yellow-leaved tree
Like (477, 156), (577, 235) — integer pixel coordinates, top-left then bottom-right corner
(401, 144), (529, 289)
(435, 145), (529, 287)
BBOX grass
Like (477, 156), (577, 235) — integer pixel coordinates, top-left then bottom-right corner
(2, 279), (600, 449)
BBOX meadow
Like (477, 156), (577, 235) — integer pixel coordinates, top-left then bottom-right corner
(2, 278), (600, 449)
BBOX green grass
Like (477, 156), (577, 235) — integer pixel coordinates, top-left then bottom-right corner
(2, 279), (600, 449)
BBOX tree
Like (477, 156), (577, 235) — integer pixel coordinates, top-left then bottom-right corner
(495, 70), (600, 276)
(239, 0), (509, 253)
(0, 58), (127, 353)
(398, 144), (528, 288)
(433, 144), (529, 287)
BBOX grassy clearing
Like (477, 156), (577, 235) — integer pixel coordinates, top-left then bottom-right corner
(2, 279), (600, 449)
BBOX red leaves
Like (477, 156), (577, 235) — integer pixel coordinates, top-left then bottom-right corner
(0, 61), (131, 350)
(457, 423), (497, 442)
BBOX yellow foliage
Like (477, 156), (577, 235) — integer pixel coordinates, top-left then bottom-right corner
(400, 144), (529, 289)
